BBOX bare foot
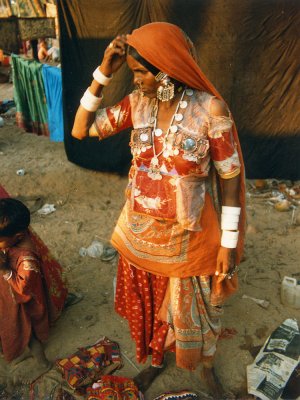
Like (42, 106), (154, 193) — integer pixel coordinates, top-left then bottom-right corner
(201, 366), (225, 399)
(11, 361), (52, 386)
(33, 360), (53, 382)
(133, 365), (164, 393)
(10, 348), (32, 369)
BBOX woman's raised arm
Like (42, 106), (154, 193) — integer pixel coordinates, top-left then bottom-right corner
(71, 35), (127, 140)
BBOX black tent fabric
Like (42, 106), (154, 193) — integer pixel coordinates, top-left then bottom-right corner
(58, 0), (300, 179)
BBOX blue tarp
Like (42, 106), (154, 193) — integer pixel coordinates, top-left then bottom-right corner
(42, 65), (64, 142)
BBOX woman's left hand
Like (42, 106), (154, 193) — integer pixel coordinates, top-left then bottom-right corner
(215, 246), (236, 279)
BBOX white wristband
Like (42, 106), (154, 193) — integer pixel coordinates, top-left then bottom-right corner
(221, 230), (239, 248)
(222, 206), (241, 216)
(80, 88), (103, 112)
(221, 214), (239, 231)
(93, 67), (112, 86)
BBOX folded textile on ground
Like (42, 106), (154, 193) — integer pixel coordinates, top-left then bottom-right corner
(56, 337), (122, 390)
(86, 375), (141, 400)
(154, 391), (198, 400)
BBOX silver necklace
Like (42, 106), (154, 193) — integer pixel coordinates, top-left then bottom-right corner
(148, 89), (186, 180)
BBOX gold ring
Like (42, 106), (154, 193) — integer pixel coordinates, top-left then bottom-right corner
(108, 42), (114, 49)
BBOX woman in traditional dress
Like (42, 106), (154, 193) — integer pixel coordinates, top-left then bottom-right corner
(72, 22), (245, 396)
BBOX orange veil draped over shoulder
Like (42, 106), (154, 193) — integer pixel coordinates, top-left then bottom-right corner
(127, 22), (246, 304)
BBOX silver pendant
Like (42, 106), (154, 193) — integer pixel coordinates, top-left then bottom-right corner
(170, 125), (178, 133)
(197, 139), (210, 158)
(140, 133), (149, 142)
(182, 137), (197, 152)
(148, 170), (162, 180)
(150, 156), (159, 166)
(180, 100), (188, 109)
(155, 128), (163, 137)
(175, 113), (183, 122)
(148, 157), (162, 180)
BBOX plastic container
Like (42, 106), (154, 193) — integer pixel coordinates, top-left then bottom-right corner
(281, 276), (300, 309)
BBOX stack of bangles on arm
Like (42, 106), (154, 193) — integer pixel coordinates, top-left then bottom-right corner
(220, 205), (241, 279)
(80, 68), (112, 112)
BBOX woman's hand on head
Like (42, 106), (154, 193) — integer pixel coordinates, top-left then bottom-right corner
(99, 34), (127, 77)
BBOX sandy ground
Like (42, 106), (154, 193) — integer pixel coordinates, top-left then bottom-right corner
(0, 81), (299, 399)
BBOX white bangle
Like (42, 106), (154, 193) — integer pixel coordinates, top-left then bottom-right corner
(221, 230), (239, 248)
(221, 214), (239, 231)
(93, 67), (112, 86)
(222, 206), (241, 216)
(80, 88), (103, 112)
(3, 270), (12, 280)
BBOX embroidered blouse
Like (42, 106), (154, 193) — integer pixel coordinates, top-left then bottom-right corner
(91, 89), (240, 230)
(90, 89), (241, 276)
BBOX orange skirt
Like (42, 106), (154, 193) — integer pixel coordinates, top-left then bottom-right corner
(115, 256), (223, 370)
(111, 192), (221, 278)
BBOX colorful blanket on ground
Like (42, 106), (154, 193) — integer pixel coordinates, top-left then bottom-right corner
(56, 337), (122, 390)
(154, 391), (198, 400)
(86, 375), (140, 400)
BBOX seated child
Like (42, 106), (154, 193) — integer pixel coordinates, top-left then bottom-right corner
(37, 38), (49, 62)
(0, 198), (50, 369)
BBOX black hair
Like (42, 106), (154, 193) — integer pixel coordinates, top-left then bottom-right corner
(127, 45), (184, 89)
(127, 46), (160, 77)
(0, 198), (30, 237)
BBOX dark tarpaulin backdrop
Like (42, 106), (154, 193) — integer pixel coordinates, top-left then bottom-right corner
(57, 0), (300, 179)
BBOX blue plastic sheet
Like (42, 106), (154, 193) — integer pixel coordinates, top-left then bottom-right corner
(42, 65), (64, 142)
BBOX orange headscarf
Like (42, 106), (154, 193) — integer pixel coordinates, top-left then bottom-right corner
(127, 22), (246, 303)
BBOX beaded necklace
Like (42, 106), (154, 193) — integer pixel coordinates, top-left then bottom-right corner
(148, 89), (186, 180)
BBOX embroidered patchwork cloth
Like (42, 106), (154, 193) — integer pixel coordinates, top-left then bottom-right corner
(56, 337), (122, 390)
(86, 375), (141, 400)
(153, 391), (198, 400)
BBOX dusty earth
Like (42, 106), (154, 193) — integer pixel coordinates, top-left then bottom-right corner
(0, 82), (299, 399)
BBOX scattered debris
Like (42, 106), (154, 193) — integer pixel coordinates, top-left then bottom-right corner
(0, 100), (15, 115)
(247, 319), (300, 400)
(79, 240), (117, 261)
(274, 200), (291, 212)
(247, 180), (300, 209)
(242, 294), (270, 309)
(2, 107), (16, 119)
(37, 204), (56, 215)
(16, 169), (25, 176)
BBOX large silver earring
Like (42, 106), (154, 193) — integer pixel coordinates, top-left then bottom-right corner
(155, 72), (175, 102)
